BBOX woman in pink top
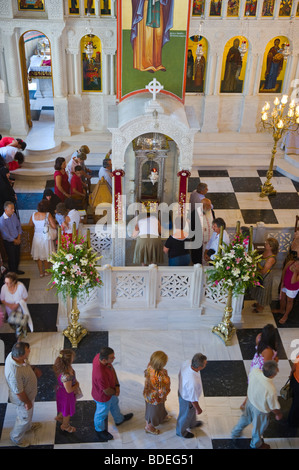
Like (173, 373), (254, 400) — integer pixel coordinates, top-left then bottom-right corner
(273, 259), (299, 324)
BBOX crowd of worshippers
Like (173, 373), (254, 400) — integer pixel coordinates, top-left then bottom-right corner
(0, 142), (113, 280)
(3, 339), (299, 448)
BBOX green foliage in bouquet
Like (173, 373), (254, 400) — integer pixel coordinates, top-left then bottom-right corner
(207, 233), (262, 296)
(48, 233), (103, 301)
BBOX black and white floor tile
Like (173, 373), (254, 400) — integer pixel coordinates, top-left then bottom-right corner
(0, 165), (299, 454)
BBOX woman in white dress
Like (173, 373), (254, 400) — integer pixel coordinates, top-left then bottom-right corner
(29, 199), (57, 277)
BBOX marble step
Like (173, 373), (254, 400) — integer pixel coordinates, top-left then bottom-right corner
(276, 155), (299, 182)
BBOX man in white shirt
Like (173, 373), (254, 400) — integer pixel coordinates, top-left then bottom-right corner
(204, 217), (230, 263)
(176, 353), (207, 438)
(98, 157), (112, 192)
(231, 360), (282, 449)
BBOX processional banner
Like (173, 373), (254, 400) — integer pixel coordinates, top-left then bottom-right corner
(117, 0), (191, 103)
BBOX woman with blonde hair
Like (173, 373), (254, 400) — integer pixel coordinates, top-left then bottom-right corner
(143, 350), (171, 435)
(53, 349), (81, 433)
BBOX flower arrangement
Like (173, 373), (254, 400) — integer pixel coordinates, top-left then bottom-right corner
(207, 233), (262, 296)
(48, 233), (103, 301)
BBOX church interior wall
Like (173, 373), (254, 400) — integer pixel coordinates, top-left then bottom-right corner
(0, 0), (298, 138)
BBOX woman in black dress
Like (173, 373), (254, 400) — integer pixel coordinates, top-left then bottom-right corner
(288, 356), (299, 427)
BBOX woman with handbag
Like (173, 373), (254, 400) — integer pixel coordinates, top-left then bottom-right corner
(29, 199), (57, 277)
(53, 349), (81, 433)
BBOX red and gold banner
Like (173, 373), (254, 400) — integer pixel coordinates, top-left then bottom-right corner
(112, 170), (125, 222)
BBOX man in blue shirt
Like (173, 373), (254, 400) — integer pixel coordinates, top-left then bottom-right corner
(0, 201), (24, 274)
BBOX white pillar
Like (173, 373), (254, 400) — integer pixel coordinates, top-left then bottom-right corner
(103, 52), (109, 94)
(110, 53), (114, 95)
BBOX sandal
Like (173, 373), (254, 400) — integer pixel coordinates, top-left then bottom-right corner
(145, 426), (160, 435)
(279, 315), (288, 324)
(61, 424), (76, 433)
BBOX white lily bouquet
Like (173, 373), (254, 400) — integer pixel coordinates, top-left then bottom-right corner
(208, 233), (262, 296)
(48, 233), (103, 301)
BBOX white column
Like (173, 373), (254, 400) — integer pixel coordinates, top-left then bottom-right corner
(51, 35), (66, 98)
(95, 0), (100, 16)
(3, 32), (22, 98)
(213, 53), (221, 95)
(253, 54), (262, 95)
(111, 0), (115, 17)
(282, 56), (293, 94)
(204, 52), (216, 95)
(66, 49), (75, 95)
(110, 53), (114, 95)
(2, 30), (28, 135)
(247, 53), (259, 95)
(103, 52), (109, 94)
(73, 52), (81, 95)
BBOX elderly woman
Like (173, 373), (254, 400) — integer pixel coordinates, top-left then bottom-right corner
(143, 351), (171, 435)
(54, 157), (71, 202)
(251, 237), (279, 313)
(133, 211), (163, 266)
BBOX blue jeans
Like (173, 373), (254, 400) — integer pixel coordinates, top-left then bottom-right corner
(231, 399), (270, 448)
(168, 254), (191, 266)
(94, 395), (124, 432)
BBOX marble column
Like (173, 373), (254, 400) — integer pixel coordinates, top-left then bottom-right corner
(2, 29), (28, 135)
(50, 30), (71, 136)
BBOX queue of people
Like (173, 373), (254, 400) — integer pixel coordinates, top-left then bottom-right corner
(4, 340), (299, 448)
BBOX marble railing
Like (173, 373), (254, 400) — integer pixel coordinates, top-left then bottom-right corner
(80, 223), (296, 269)
(57, 264), (244, 332)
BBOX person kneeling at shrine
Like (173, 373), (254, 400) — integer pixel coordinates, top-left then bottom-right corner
(70, 166), (87, 209)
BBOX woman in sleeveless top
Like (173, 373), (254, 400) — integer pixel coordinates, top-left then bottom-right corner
(29, 199), (57, 277)
(133, 211), (163, 266)
(240, 324), (278, 410)
(272, 259), (299, 324)
(251, 237), (279, 313)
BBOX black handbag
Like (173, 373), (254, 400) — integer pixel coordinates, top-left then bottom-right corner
(280, 378), (293, 400)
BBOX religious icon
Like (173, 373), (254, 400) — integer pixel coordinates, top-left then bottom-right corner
(192, 0), (205, 15)
(209, 0), (222, 16)
(68, 0), (79, 14)
(244, 0), (257, 15)
(130, 0), (174, 73)
(227, 0), (239, 17)
(100, 0), (111, 15)
(259, 37), (288, 93)
(220, 37), (247, 93)
(262, 0), (275, 16)
(118, 0), (189, 102)
(18, 0), (45, 10)
(279, 0), (293, 15)
(185, 36), (207, 93)
(81, 35), (102, 92)
(85, 0), (95, 15)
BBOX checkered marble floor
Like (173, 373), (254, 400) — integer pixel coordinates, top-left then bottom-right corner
(0, 166), (299, 454)
(187, 168), (299, 229)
